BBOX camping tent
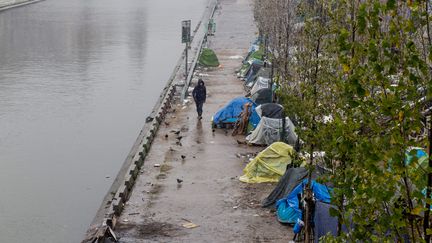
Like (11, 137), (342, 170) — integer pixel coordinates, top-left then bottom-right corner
(243, 61), (263, 82)
(250, 88), (272, 105)
(256, 103), (284, 119)
(239, 142), (294, 183)
(246, 116), (297, 146)
(212, 97), (260, 128)
(250, 76), (270, 94)
(199, 48), (220, 67)
(238, 59), (264, 79)
(262, 166), (328, 208)
(276, 179), (332, 228)
(245, 38), (261, 59)
(246, 68), (271, 90)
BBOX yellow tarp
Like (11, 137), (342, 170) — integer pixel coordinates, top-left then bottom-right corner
(239, 142), (294, 183)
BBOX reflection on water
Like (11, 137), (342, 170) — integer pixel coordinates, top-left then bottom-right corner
(0, 0), (207, 242)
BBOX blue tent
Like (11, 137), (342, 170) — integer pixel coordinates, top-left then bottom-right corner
(276, 179), (332, 234)
(212, 97), (260, 128)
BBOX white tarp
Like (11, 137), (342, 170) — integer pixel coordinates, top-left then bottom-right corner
(246, 117), (298, 146)
(250, 76), (270, 94)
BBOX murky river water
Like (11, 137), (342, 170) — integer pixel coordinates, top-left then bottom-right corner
(0, 0), (207, 242)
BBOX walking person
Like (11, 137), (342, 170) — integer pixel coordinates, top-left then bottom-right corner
(192, 79), (206, 119)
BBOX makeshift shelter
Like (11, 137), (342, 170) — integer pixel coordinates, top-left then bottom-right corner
(256, 103), (284, 119)
(262, 166), (328, 208)
(199, 48), (220, 67)
(246, 43), (259, 57)
(276, 179), (332, 228)
(243, 61), (263, 82)
(250, 88), (272, 105)
(246, 116), (297, 146)
(245, 38), (261, 59)
(245, 49), (264, 63)
(245, 103), (288, 144)
(238, 59), (264, 78)
(212, 97), (259, 128)
(250, 76), (270, 94)
(239, 142), (294, 183)
(245, 68), (271, 90)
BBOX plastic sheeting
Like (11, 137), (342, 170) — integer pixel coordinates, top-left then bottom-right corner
(250, 76), (270, 94)
(276, 179), (332, 228)
(256, 103), (284, 119)
(244, 62), (263, 83)
(250, 88), (272, 105)
(239, 142), (294, 183)
(246, 117), (297, 146)
(213, 97), (255, 125)
(262, 166), (327, 208)
(199, 48), (220, 67)
(248, 107), (261, 129)
(238, 59), (264, 78)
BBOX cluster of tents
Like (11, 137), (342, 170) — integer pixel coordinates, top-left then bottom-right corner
(211, 38), (432, 241)
(211, 39), (297, 146)
(209, 38), (334, 241)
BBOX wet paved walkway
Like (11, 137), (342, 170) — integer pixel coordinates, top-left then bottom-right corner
(115, 0), (294, 242)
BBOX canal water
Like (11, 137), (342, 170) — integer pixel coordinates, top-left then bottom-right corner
(0, 0), (208, 242)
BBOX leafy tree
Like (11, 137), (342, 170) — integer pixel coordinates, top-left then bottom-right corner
(254, 0), (432, 241)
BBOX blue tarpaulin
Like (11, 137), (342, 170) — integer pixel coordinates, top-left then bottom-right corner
(276, 179), (332, 233)
(213, 97), (260, 127)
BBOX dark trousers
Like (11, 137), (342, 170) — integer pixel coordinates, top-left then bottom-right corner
(195, 102), (204, 116)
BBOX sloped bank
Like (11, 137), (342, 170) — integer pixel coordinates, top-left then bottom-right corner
(0, 0), (44, 11)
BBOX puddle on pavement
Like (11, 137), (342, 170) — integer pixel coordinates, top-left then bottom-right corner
(117, 220), (186, 239)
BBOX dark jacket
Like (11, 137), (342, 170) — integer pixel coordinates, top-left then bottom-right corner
(192, 80), (206, 103)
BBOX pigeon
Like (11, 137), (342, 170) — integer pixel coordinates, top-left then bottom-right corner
(177, 179), (183, 184)
(176, 136), (183, 141)
(181, 155), (186, 160)
(146, 117), (154, 123)
(171, 130), (181, 135)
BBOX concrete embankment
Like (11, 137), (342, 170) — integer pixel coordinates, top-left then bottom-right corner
(0, 0), (44, 11)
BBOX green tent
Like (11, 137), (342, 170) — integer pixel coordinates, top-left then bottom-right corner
(199, 48), (220, 67)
